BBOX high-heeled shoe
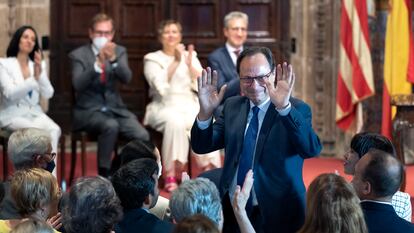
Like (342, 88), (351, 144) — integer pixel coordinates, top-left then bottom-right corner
(164, 176), (178, 192)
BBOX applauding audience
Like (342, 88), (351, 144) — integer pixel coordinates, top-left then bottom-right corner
(0, 26), (61, 169)
(0, 168), (61, 233)
(143, 20), (220, 192)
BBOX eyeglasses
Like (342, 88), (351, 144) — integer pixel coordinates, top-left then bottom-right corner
(33, 152), (56, 162)
(228, 27), (247, 32)
(240, 70), (273, 86)
(45, 152), (57, 162)
(93, 30), (113, 37)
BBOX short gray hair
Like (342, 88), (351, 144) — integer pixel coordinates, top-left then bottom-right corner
(170, 178), (222, 226)
(8, 128), (51, 170)
(224, 11), (248, 28)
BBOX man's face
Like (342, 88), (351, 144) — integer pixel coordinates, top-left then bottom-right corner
(239, 53), (274, 105)
(343, 149), (360, 175)
(149, 173), (160, 209)
(89, 20), (114, 42)
(223, 18), (247, 48)
(351, 154), (370, 199)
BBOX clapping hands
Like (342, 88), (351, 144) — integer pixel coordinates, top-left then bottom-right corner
(34, 50), (42, 80)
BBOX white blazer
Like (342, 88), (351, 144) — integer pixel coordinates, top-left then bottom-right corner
(0, 57), (54, 127)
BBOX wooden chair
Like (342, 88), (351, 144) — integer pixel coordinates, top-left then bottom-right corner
(69, 130), (122, 185)
(0, 129), (11, 181)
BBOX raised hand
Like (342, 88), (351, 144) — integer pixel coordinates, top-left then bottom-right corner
(174, 43), (185, 62)
(185, 44), (194, 67)
(197, 67), (227, 120)
(47, 212), (62, 230)
(34, 50), (42, 80)
(102, 42), (117, 61)
(181, 171), (190, 182)
(264, 62), (295, 109)
(232, 170), (254, 214)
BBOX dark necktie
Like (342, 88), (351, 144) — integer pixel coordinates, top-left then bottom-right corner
(234, 49), (241, 57)
(237, 106), (259, 186)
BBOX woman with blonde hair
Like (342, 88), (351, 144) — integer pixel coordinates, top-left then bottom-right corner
(10, 219), (54, 233)
(297, 173), (368, 233)
(0, 168), (61, 233)
(143, 20), (220, 192)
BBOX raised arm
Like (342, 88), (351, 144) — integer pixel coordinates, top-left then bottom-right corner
(232, 170), (256, 233)
(111, 46), (132, 84)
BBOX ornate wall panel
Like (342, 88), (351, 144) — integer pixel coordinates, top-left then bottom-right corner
(290, 0), (341, 156)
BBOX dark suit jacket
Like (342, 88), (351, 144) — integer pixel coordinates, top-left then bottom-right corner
(191, 96), (322, 233)
(69, 44), (133, 130)
(208, 46), (240, 117)
(115, 208), (173, 233)
(361, 201), (414, 233)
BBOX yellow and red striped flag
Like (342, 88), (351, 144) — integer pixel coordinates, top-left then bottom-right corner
(336, 0), (375, 132)
(381, 0), (414, 139)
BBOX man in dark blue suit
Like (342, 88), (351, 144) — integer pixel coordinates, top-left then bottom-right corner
(352, 149), (414, 233)
(112, 158), (173, 233)
(208, 11), (248, 118)
(191, 47), (322, 233)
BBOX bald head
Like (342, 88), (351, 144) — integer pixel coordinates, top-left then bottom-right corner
(352, 149), (403, 201)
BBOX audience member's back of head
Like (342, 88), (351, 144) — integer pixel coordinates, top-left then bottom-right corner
(9, 219), (54, 233)
(110, 139), (158, 174)
(8, 128), (51, 170)
(170, 178), (222, 227)
(62, 176), (122, 233)
(350, 132), (395, 158)
(11, 168), (59, 217)
(298, 173), (368, 233)
(173, 214), (220, 233)
(112, 158), (159, 210)
(357, 149), (403, 199)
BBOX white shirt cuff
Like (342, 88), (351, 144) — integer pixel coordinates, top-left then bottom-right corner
(196, 116), (212, 130)
(275, 102), (291, 116)
(94, 61), (103, 73)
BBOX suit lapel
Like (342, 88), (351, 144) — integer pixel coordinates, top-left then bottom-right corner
(254, 103), (277, 166)
(235, 98), (250, 161)
(86, 46), (97, 67)
(221, 47), (236, 68)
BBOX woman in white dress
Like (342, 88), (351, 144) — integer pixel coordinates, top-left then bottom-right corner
(144, 20), (220, 192)
(0, 26), (61, 163)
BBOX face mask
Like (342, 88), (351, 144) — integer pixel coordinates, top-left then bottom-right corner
(45, 160), (56, 173)
(92, 37), (108, 51)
